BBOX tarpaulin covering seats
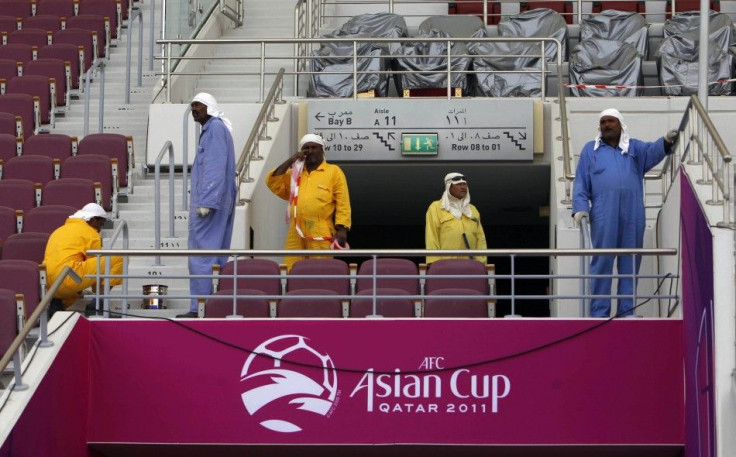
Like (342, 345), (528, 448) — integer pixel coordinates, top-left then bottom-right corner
(392, 15), (486, 95)
(498, 8), (568, 60)
(655, 33), (735, 95)
(568, 37), (644, 96)
(580, 9), (649, 58)
(308, 12), (407, 98)
(663, 10), (735, 51)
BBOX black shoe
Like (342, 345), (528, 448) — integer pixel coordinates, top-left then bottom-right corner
(85, 301), (100, 317)
(176, 311), (198, 318)
(48, 299), (65, 319)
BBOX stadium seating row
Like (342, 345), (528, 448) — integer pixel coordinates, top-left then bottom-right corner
(0, 204), (74, 241)
(1, 0), (127, 39)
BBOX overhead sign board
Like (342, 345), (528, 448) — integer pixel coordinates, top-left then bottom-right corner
(306, 99), (534, 161)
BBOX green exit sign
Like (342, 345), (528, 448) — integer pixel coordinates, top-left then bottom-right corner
(401, 133), (438, 156)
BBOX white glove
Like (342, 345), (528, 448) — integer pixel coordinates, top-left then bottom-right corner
(664, 129), (678, 144)
(197, 207), (211, 217)
(573, 211), (589, 228)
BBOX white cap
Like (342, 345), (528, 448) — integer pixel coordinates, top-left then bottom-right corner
(299, 133), (326, 150)
(69, 203), (107, 221)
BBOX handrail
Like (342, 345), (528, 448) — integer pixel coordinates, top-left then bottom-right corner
(83, 59), (106, 136)
(125, 7), (144, 105)
(153, 141), (177, 265)
(235, 68), (285, 190)
(219, 0), (243, 27)
(99, 220), (130, 317)
(578, 215), (592, 317)
(0, 266), (82, 388)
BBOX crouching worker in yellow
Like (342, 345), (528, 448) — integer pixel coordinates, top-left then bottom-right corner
(44, 203), (123, 317)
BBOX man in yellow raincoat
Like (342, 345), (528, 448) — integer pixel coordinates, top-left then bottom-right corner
(44, 203), (123, 315)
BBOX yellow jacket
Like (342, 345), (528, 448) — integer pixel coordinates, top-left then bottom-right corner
(425, 200), (487, 264)
(43, 218), (123, 307)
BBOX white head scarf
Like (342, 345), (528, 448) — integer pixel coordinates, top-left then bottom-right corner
(440, 172), (473, 219)
(594, 108), (630, 154)
(69, 203), (107, 221)
(299, 133), (326, 150)
(192, 92), (233, 133)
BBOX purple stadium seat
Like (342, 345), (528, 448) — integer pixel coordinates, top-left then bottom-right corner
(425, 258), (490, 295)
(0, 205), (20, 242)
(78, 133), (132, 188)
(0, 16), (21, 36)
(24, 58), (70, 110)
(0, 179), (39, 212)
(0, 288), (21, 356)
(216, 258), (281, 295)
(39, 43), (83, 90)
(0, 59), (21, 82)
(2, 155), (58, 186)
(21, 14), (64, 33)
(0, 113), (23, 138)
(54, 29), (95, 72)
(0, 44), (36, 66)
(35, 0), (78, 19)
(7, 28), (52, 48)
(0, 93), (40, 138)
(1, 232), (49, 263)
(66, 14), (107, 58)
(0, 133), (22, 162)
(6, 75), (55, 125)
(0, 259), (42, 320)
(424, 288), (488, 318)
(1, 1), (34, 20)
(287, 258), (351, 296)
(356, 258), (419, 294)
(520, 1), (574, 24)
(23, 204), (75, 234)
(204, 289), (271, 318)
(42, 177), (101, 208)
(23, 133), (76, 162)
(77, 0), (119, 39)
(61, 154), (116, 211)
(450, 0), (502, 25)
(277, 289), (343, 318)
(350, 288), (415, 318)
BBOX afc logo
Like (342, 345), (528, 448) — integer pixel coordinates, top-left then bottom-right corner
(418, 356), (445, 370)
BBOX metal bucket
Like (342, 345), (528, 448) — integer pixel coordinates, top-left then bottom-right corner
(142, 284), (168, 309)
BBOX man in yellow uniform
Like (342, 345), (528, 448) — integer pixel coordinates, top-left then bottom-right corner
(425, 172), (487, 265)
(44, 203), (123, 316)
(266, 133), (351, 271)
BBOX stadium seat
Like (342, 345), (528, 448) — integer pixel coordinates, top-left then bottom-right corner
(0, 44), (36, 66)
(23, 204), (75, 234)
(287, 258), (351, 297)
(350, 288), (415, 317)
(78, 0), (120, 40)
(520, 1), (574, 24)
(24, 58), (71, 110)
(42, 177), (101, 209)
(424, 288), (488, 317)
(355, 258), (419, 295)
(449, 0), (502, 25)
(0, 133), (22, 162)
(592, 2), (645, 13)
(0, 59), (22, 83)
(23, 133), (77, 163)
(5, 75), (55, 126)
(1, 232), (50, 263)
(1, 155), (59, 186)
(656, 33), (735, 95)
(215, 258), (281, 296)
(0, 288), (22, 356)
(0, 16), (20, 37)
(0, 179), (39, 212)
(0, 92), (41, 139)
(204, 289), (271, 318)
(0, 259), (43, 320)
(580, 10), (648, 58)
(0, 205), (21, 241)
(1, 1), (34, 20)
(498, 8), (569, 60)
(0, 113), (23, 138)
(35, 0), (78, 19)
(6, 28), (52, 49)
(61, 154), (117, 211)
(569, 38), (643, 96)
(66, 14), (108, 58)
(54, 29), (96, 73)
(277, 289), (343, 318)
(77, 133), (133, 188)
(39, 43), (83, 90)
(21, 14), (64, 33)
(425, 258), (490, 294)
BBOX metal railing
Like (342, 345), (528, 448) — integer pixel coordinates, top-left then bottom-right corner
(578, 215), (593, 317)
(153, 141), (177, 266)
(0, 267), (81, 391)
(83, 59), (106, 137)
(125, 7), (145, 105)
(99, 220), (130, 317)
(158, 36), (563, 102)
(236, 68), (285, 189)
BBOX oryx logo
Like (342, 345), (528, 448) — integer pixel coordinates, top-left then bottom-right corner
(240, 335), (337, 433)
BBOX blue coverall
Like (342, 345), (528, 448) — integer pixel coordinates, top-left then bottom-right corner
(572, 137), (669, 317)
(188, 116), (237, 312)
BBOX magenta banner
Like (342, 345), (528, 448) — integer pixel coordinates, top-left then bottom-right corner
(86, 319), (684, 445)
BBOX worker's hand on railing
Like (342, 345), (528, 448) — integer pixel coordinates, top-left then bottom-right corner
(573, 211), (589, 228)
(664, 129), (678, 146)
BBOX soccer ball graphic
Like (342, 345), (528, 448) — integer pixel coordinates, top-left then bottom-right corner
(240, 334), (337, 433)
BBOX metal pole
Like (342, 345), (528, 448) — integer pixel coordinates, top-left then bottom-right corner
(697, 0), (709, 108)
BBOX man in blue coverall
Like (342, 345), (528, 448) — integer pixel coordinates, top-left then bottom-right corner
(177, 93), (237, 318)
(572, 108), (677, 318)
